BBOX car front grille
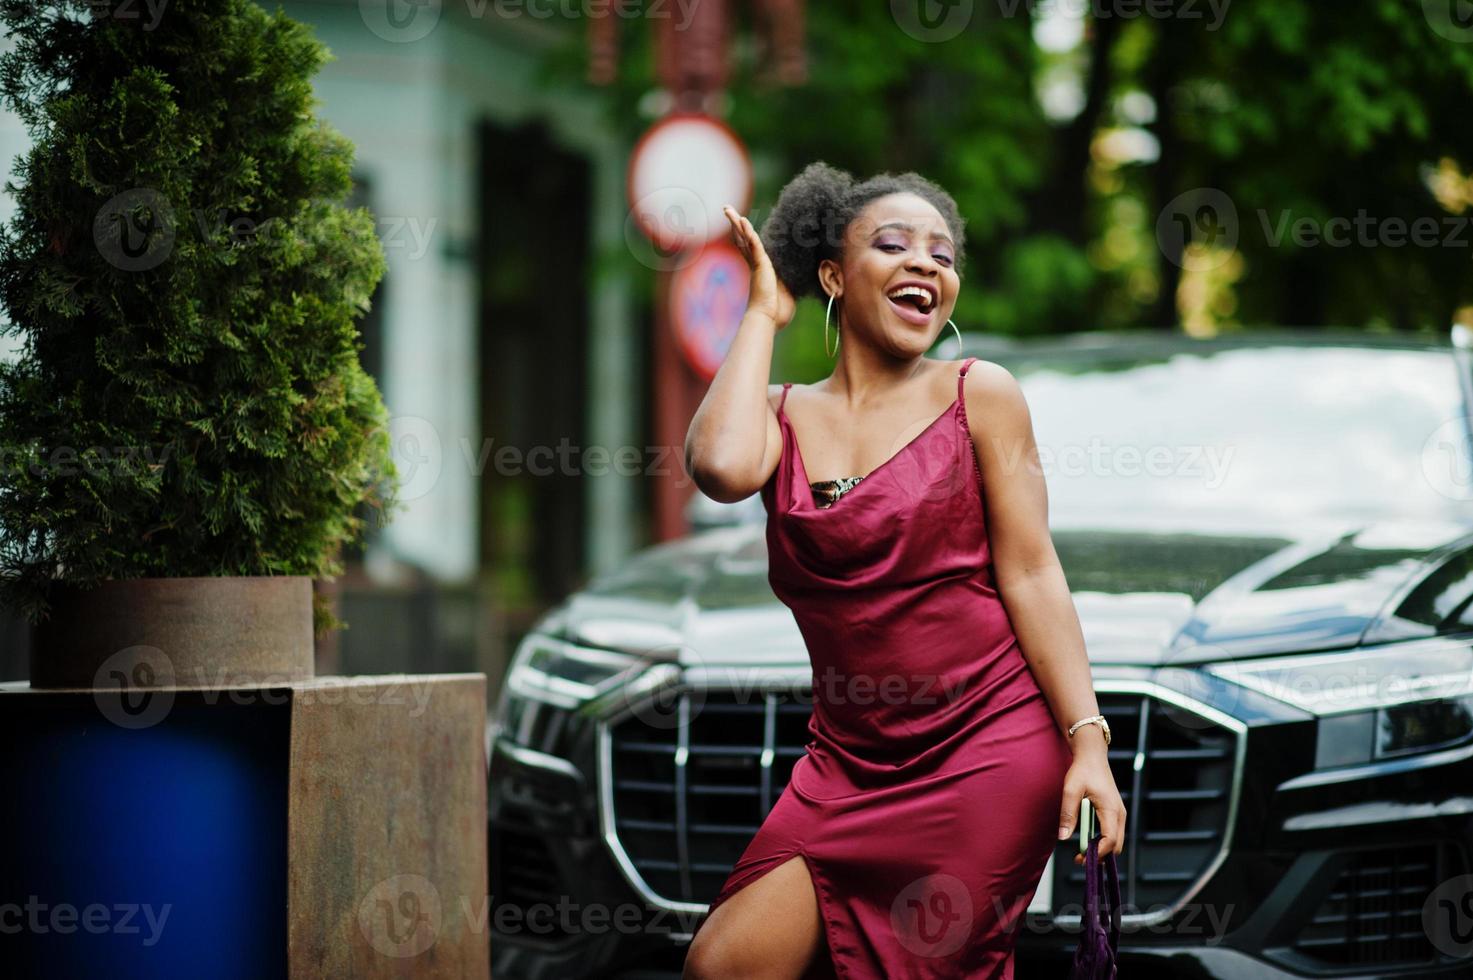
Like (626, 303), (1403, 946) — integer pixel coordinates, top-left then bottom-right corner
(604, 684), (1240, 919)
(1292, 842), (1468, 967)
(606, 687), (812, 905)
(489, 818), (572, 938)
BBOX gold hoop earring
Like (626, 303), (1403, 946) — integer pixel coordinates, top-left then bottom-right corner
(825, 292), (841, 358)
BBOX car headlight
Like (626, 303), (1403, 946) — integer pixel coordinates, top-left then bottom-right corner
(1206, 637), (1473, 769)
(504, 633), (646, 710)
(490, 633), (654, 756)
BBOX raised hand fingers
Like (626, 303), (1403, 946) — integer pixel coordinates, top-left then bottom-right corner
(723, 206), (768, 269)
(723, 206), (753, 259)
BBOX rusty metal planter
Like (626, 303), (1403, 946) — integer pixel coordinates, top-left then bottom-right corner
(29, 575), (315, 690)
(2, 574), (490, 979)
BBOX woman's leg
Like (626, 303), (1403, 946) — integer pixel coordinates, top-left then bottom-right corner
(683, 854), (828, 979)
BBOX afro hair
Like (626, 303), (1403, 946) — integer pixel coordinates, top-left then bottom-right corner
(757, 161), (967, 302)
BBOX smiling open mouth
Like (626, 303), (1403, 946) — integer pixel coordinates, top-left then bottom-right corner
(885, 284), (937, 324)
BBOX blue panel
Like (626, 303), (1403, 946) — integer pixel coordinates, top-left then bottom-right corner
(0, 693), (290, 979)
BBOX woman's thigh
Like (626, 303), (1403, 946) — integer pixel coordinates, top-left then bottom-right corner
(683, 854), (828, 980)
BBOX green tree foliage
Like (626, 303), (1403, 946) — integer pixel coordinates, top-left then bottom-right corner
(0, 0), (396, 627)
(1127, 2), (1473, 330)
(546, 1), (1473, 347)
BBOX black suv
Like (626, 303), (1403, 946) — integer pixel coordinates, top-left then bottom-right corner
(489, 329), (1473, 979)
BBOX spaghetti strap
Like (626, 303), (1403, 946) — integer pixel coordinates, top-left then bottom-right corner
(957, 356), (977, 402)
(778, 381), (793, 415)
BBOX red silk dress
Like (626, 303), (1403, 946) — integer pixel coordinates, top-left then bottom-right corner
(690, 357), (1072, 979)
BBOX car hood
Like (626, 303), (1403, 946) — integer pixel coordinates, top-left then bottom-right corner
(546, 516), (1473, 667)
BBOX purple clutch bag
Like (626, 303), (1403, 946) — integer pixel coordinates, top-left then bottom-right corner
(1068, 828), (1121, 979)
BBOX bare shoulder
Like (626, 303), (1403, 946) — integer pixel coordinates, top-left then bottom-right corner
(766, 382), (789, 412)
(957, 358), (1030, 427)
(959, 356), (1019, 390)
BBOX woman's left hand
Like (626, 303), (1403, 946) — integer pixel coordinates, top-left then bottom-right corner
(1055, 733), (1127, 865)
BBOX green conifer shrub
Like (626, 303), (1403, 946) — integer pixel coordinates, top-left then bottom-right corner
(0, 0), (397, 632)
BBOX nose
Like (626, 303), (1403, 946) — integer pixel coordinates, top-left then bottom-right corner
(905, 248), (941, 276)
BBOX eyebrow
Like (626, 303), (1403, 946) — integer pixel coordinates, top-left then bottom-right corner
(872, 221), (954, 247)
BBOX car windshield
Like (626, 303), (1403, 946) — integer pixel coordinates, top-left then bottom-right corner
(990, 345), (1472, 530)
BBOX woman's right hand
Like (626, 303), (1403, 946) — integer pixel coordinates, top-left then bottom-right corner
(723, 205), (795, 331)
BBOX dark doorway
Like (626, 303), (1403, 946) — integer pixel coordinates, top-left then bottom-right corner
(477, 120), (591, 611)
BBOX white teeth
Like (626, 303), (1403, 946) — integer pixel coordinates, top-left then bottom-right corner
(887, 285), (935, 311)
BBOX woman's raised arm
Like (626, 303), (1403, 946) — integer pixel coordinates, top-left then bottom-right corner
(684, 207), (797, 503)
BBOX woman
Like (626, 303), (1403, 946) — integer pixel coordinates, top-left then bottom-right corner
(681, 162), (1126, 979)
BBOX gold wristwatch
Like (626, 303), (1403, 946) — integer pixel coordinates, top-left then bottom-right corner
(1067, 713), (1111, 747)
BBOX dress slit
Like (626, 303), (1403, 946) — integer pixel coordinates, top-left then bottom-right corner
(798, 849), (845, 980)
(694, 843), (845, 979)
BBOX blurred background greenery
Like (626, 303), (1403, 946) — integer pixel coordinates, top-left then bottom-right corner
(3, 0), (1470, 687)
(546, 1), (1473, 381)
